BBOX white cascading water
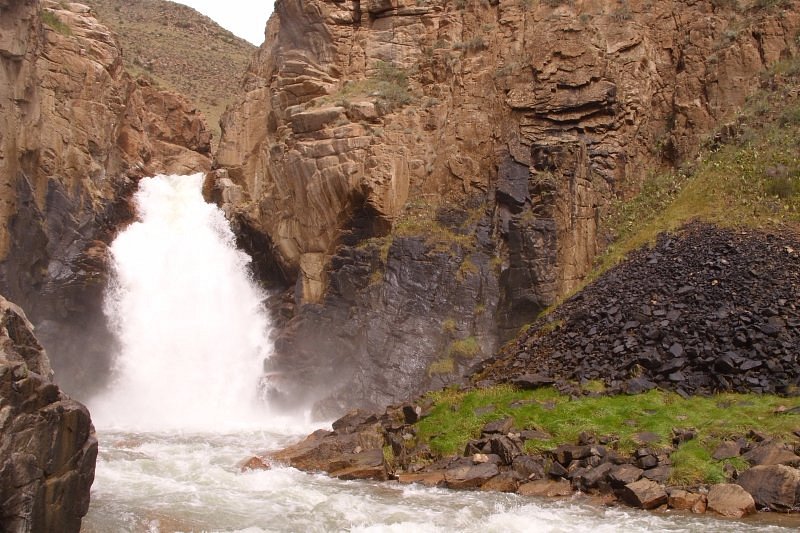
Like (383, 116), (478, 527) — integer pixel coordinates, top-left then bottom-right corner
(82, 174), (797, 532)
(90, 173), (271, 431)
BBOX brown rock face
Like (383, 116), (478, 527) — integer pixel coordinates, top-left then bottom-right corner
(737, 465), (800, 512)
(619, 478), (668, 510)
(0, 0), (212, 396)
(214, 0), (800, 414)
(270, 410), (389, 481)
(707, 483), (757, 518)
(0, 295), (97, 533)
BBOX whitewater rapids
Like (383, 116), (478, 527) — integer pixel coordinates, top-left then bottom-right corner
(83, 174), (795, 532)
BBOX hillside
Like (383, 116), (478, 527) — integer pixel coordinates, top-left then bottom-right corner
(85, 0), (256, 145)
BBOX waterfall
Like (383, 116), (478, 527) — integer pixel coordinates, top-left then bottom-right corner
(90, 174), (271, 431)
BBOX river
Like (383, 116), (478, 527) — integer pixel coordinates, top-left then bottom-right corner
(81, 175), (796, 532)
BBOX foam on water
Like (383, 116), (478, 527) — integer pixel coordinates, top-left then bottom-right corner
(83, 174), (797, 532)
(83, 431), (796, 533)
(89, 174), (277, 431)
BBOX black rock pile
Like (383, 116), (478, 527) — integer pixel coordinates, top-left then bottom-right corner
(478, 223), (800, 396)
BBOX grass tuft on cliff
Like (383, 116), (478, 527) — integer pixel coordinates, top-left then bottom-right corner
(598, 58), (800, 276)
(42, 10), (73, 36)
(415, 385), (799, 484)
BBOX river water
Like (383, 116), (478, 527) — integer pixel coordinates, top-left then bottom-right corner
(81, 175), (796, 532)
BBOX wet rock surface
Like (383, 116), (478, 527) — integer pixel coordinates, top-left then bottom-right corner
(272, 400), (796, 518)
(0, 295), (97, 533)
(478, 223), (800, 396)
(0, 0), (212, 397)
(270, 223), (800, 519)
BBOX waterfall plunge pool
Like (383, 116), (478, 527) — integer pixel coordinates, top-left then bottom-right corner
(81, 175), (797, 532)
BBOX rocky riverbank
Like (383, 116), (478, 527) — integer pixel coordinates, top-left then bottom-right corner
(0, 295), (97, 532)
(266, 224), (800, 518)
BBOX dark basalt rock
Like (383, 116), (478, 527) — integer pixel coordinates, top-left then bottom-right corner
(608, 464), (644, 487)
(480, 223), (800, 398)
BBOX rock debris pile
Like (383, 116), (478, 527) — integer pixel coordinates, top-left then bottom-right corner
(271, 408), (800, 516)
(478, 223), (800, 396)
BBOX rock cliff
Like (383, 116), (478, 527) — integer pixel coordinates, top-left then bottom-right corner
(0, 294), (97, 533)
(213, 0), (800, 414)
(0, 0), (212, 396)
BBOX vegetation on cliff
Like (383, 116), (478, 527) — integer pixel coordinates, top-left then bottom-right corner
(599, 57), (800, 274)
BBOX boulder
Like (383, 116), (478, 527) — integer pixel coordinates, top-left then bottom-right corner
(488, 436), (522, 465)
(641, 465), (671, 483)
(482, 417), (514, 435)
(271, 421), (387, 481)
(480, 471), (521, 493)
(396, 471), (445, 487)
(330, 449), (389, 481)
(517, 478), (573, 498)
(239, 456), (271, 472)
(736, 465), (800, 512)
(571, 462), (613, 492)
(444, 462), (500, 490)
(511, 374), (555, 390)
(0, 295), (97, 533)
(607, 464), (644, 487)
(712, 440), (743, 461)
(668, 489), (707, 514)
(619, 479), (668, 510)
(706, 484), (756, 518)
(742, 444), (800, 467)
(512, 455), (545, 481)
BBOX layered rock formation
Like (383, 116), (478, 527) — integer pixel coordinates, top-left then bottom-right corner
(0, 0), (212, 396)
(213, 0), (800, 413)
(0, 295), (97, 533)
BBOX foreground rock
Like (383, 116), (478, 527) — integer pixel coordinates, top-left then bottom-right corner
(737, 465), (800, 512)
(706, 484), (756, 518)
(269, 397), (800, 521)
(0, 295), (97, 532)
(271, 410), (389, 481)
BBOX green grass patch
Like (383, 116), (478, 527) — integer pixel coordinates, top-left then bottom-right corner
(427, 358), (455, 376)
(41, 10), (73, 36)
(325, 61), (413, 112)
(447, 336), (480, 358)
(596, 66), (800, 278)
(414, 386), (800, 483)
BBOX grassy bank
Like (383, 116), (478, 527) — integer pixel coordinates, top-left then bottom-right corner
(415, 385), (799, 484)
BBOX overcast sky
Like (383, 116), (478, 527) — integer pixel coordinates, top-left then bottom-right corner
(174, 1), (274, 46)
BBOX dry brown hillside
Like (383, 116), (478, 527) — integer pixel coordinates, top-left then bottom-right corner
(85, 0), (256, 146)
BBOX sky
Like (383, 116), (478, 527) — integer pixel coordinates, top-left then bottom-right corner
(174, 1), (274, 46)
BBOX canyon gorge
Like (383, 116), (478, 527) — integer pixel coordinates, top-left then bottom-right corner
(1, 0), (799, 530)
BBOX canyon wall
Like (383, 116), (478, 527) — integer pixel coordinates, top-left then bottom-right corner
(0, 0), (212, 396)
(0, 294), (96, 533)
(214, 0), (800, 414)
